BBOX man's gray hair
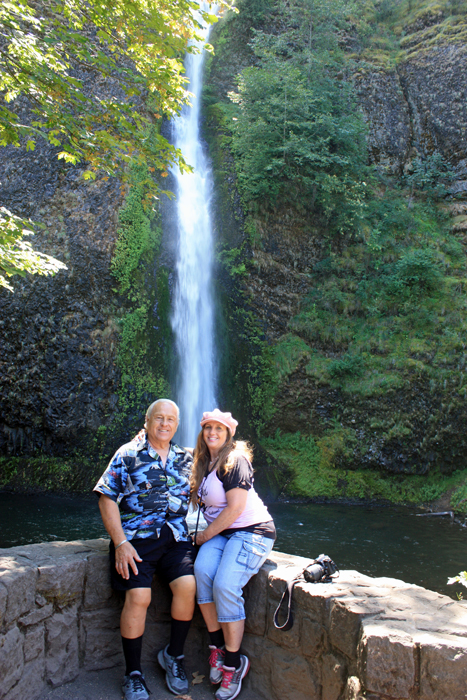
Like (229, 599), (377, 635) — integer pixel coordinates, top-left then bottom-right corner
(145, 399), (180, 424)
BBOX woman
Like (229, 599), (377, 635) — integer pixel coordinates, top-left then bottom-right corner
(191, 409), (275, 700)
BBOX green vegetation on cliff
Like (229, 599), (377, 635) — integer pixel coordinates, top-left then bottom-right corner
(0, 0), (234, 289)
(110, 163), (173, 441)
(205, 0), (467, 510)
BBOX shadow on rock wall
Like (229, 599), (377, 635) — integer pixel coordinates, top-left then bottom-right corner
(0, 129), (125, 456)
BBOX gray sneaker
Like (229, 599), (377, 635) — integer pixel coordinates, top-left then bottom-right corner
(215, 655), (250, 700)
(122, 672), (150, 700)
(157, 645), (189, 695)
(208, 645), (225, 684)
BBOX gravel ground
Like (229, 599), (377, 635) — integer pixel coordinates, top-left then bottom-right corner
(38, 664), (261, 700)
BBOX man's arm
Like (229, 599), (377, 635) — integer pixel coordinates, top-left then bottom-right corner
(99, 494), (142, 580)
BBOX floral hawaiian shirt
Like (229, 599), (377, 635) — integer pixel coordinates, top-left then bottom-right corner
(93, 437), (192, 541)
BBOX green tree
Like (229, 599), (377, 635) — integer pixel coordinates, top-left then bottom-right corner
(0, 207), (67, 291)
(0, 0), (233, 289)
(228, 0), (368, 231)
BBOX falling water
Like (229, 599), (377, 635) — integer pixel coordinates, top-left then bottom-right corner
(170, 13), (217, 446)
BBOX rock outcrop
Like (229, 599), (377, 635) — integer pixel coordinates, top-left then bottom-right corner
(0, 136), (124, 455)
(1, 541), (466, 700)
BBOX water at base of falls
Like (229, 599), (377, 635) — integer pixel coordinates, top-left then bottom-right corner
(170, 16), (217, 448)
(1, 492), (466, 600)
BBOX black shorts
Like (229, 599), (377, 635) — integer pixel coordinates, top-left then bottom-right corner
(109, 523), (196, 591)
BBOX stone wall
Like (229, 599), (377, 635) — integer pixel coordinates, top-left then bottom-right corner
(1, 540), (467, 700)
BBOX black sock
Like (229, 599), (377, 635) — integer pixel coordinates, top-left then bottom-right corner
(122, 635), (143, 675)
(224, 649), (241, 670)
(209, 629), (225, 649)
(167, 619), (192, 658)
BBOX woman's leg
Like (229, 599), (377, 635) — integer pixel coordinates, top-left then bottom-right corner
(195, 534), (228, 631)
(212, 532), (274, 628)
(220, 619), (244, 653)
(195, 535), (229, 684)
(212, 534), (274, 698)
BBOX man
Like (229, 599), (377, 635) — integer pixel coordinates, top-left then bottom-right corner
(94, 399), (196, 700)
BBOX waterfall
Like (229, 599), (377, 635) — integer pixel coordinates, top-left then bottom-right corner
(170, 13), (217, 447)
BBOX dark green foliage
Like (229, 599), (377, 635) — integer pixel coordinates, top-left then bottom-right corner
(205, 0), (467, 510)
(328, 353), (365, 379)
(233, 0), (273, 26)
(227, 0), (369, 231)
(393, 249), (443, 294)
(404, 154), (455, 199)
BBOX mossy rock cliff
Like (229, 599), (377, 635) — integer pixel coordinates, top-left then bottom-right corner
(204, 0), (467, 510)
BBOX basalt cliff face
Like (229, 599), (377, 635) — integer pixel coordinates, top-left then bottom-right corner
(0, 137), (123, 455)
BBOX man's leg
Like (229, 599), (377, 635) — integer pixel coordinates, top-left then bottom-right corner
(109, 538), (157, 700)
(167, 574), (196, 656)
(157, 538), (197, 695)
(121, 587), (151, 674)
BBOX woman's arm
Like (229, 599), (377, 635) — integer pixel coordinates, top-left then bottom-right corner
(195, 487), (248, 545)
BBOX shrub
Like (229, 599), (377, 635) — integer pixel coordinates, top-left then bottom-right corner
(394, 249), (443, 293)
(328, 353), (365, 378)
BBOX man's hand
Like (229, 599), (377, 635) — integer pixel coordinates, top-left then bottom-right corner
(98, 495), (143, 580)
(115, 541), (142, 580)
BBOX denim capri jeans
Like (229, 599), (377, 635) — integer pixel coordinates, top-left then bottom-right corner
(194, 531), (274, 622)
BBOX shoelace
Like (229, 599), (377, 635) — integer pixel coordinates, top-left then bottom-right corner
(172, 658), (187, 680)
(221, 668), (235, 688)
(209, 647), (225, 668)
(129, 674), (146, 692)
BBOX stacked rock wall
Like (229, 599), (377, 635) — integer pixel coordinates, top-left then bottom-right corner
(0, 541), (466, 700)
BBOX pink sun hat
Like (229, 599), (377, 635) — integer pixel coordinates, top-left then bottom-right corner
(200, 409), (238, 436)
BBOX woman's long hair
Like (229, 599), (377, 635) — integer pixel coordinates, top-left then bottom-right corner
(189, 428), (253, 507)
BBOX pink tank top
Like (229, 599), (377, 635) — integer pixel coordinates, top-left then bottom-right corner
(199, 465), (271, 529)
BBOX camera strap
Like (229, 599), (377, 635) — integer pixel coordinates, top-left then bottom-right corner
(273, 574), (302, 631)
(273, 555), (339, 631)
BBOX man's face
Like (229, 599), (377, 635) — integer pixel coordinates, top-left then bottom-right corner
(146, 401), (179, 448)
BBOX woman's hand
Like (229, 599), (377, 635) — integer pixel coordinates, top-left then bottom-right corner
(195, 530), (209, 546)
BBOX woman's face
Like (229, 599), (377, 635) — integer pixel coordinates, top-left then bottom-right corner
(203, 421), (228, 456)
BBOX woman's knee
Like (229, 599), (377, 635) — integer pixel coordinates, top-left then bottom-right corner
(212, 576), (242, 608)
(194, 558), (212, 586)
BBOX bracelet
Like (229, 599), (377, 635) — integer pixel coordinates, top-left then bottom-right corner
(115, 539), (128, 550)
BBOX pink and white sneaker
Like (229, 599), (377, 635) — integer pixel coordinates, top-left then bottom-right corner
(208, 645), (225, 684)
(215, 655), (250, 700)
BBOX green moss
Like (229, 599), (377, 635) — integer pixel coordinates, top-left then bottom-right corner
(273, 334), (311, 382)
(111, 166), (161, 293)
(109, 163), (172, 437)
(261, 428), (467, 512)
(0, 453), (106, 493)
